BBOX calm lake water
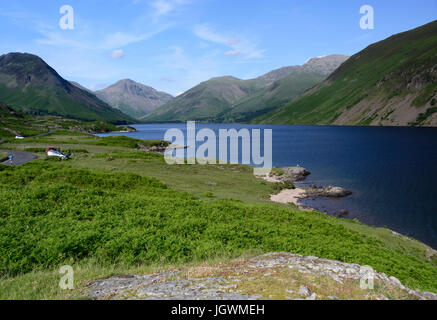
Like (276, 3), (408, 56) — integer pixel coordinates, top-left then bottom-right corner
(98, 123), (437, 249)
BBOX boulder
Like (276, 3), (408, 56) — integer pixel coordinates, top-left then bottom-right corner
(298, 286), (311, 296)
(282, 167), (311, 181)
(325, 187), (352, 198)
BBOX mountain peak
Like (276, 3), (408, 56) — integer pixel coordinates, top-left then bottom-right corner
(302, 54), (350, 75)
(95, 79), (173, 119)
(208, 75), (241, 82)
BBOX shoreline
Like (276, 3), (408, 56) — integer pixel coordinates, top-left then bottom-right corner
(258, 171), (437, 252)
(258, 174), (311, 209)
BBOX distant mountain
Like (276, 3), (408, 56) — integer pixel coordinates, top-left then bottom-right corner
(0, 53), (134, 124)
(225, 55), (349, 122)
(142, 76), (259, 122)
(142, 55), (348, 123)
(254, 20), (437, 126)
(95, 79), (173, 119)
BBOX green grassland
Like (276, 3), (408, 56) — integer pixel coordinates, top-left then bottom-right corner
(0, 103), (135, 138)
(0, 131), (436, 299)
(0, 151), (8, 162)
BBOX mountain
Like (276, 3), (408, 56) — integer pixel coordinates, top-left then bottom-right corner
(0, 52), (134, 124)
(142, 76), (259, 122)
(142, 55), (348, 123)
(254, 20), (437, 126)
(95, 79), (173, 119)
(225, 55), (349, 122)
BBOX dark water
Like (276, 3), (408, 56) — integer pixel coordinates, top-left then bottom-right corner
(97, 124), (437, 249)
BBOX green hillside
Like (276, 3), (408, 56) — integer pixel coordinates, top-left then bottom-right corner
(254, 20), (437, 126)
(222, 72), (327, 122)
(0, 53), (134, 124)
(143, 55), (348, 123)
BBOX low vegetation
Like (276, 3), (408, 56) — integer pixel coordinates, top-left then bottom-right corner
(0, 151), (8, 162)
(0, 131), (436, 299)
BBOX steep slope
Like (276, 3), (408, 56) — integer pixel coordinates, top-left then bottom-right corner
(254, 20), (437, 126)
(0, 53), (134, 124)
(96, 79), (173, 119)
(143, 55), (348, 123)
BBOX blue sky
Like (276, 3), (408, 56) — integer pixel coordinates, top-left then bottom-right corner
(0, 0), (436, 95)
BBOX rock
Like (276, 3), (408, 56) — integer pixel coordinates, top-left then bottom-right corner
(306, 293), (317, 300)
(389, 276), (402, 287)
(298, 286), (311, 296)
(308, 186), (352, 198)
(328, 296), (339, 300)
(325, 187), (352, 198)
(281, 167), (311, 181)
(422, 292), (437, 300)
(339, 209), (349, 217)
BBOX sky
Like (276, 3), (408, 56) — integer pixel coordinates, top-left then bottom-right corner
(0, 0), (436, 96)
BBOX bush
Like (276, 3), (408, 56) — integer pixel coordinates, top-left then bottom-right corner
(271, 180), (295, 191)
(270, 167), (285, 176)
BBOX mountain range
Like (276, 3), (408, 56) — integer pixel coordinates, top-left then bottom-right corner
(1, 20), (435, 127)
(142, 55), (349, 123)
(254, 20), (437, 126)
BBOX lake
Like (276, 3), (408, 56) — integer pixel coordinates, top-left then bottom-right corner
(97, 123), (437, 249)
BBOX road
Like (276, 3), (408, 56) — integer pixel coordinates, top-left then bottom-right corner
(0, 149), (37, 166)
(0, 130), (56, 166)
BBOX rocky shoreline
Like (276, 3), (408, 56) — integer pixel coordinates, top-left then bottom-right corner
(257, 166), (352, 213)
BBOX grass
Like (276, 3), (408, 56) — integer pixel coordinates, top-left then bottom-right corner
(0, 151), (9, 162)
(0, 131), (436, 299)
(0, 103), (134, 139)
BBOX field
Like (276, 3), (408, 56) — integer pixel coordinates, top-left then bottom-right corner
(0, 132), (436, 299)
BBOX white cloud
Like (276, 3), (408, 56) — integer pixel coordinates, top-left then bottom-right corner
(224, 51), (241, 56)
(193, 24), (265, 59)
(102, 32), (146, 49)
(150, 0), (190, 18)
(152, 0), (174, 16)
(111, 49), (125, 59)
